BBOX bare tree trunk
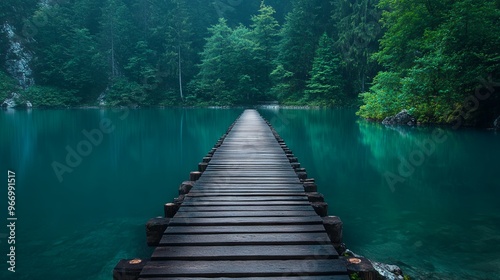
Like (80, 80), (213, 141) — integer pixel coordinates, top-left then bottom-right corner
(110, 18), (117, 82)
(178, 45), (184, 100)
(111, 36), (116, 78)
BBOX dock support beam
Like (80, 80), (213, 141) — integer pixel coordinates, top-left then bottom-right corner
(145, 217), (170, 246)
(113, 259), (146, 280)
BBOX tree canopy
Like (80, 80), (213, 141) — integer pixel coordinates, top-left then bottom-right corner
(1, 0), (499, 126)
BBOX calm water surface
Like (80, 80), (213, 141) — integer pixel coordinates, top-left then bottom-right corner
(0, 108), (243, 280)
(261, 109), (500, 280)
(1, 108), (499, 280)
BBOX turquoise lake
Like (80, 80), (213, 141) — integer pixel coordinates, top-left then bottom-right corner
(1, 108), (499, 280)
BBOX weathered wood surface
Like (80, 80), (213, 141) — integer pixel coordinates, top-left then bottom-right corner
(140, 259), (347, 277)
(139, 109), (347, 278)
(139, 277), (350, 280)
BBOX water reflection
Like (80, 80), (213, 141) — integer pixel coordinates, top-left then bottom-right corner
(0, 108), (243, 280)
(260, 108), (500, 280)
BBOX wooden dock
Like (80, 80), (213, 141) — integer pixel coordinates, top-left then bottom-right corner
(115, 109), (351, 279)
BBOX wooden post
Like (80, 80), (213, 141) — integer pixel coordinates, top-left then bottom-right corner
(296, 171), (307, 180)
(215, 139), (224, 148)
(178, 181), (195, 195)
(323, 216), (343, 244)
(311, 201), (328, 217)
(203, 156), (211, 163)
(145, 217), (170, 246)
(190, 171), (202, 181)
(288, 157), (298, 163)
(306, 192), (324, 202)
(346, 257), (378, 280)
(164, 203), (179, 218)
(113, 259), (147, 280)
(173, 195), (185, 205)
(303, 182), (317, 192)
(291, 162), (301, 169)
(198, 162), (208, 172)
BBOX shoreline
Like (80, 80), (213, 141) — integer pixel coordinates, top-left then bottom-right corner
(3, 105), (498, 131)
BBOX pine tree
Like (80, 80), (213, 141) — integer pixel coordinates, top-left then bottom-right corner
(332, 0), (382, 95)
(229, 25), (260, 102)
(359, 0), (500, 124)
(192, 19), (263, 105)
(305, 33), (344, 105)
(273, 0), (333, 100)
(62, 28), (103, 95)
(191, 18), (233, 103)
(99, 0), (136, 81)
(166, 0), (193, 100)
(251, 1), (280, 63)
(251, 1), (280, 95)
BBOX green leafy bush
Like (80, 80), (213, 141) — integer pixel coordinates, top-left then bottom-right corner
(359, 0), (500, 124)
(105, 78), (146, 106)
(24, 86), (80, 107)
(0, 71), (17, 101)
(357, 71), (406, 120)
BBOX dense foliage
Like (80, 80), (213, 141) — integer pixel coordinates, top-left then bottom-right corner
(1, 0), (499, 125)
(358, 0), (500, 125)
(1, 0), (380, 108)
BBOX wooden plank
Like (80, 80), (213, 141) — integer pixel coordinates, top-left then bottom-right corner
(199, 173), (299, 178)
(134, 110), (349, 279)
(184, 196), (307, 202)
(195, 180), (302, 184)
(187, 190), (306, 195)
(168, 216), (323, 226)
(181, 200), (311, 206)
(159, 232), (331, 246)
(197, 177), (299, 180)
(139, 276), (351, 280)
(206, 161), (292, 165)
(177, 205), (316, 212)
(188, 189), (305, 193)
(164, 225), (327, 234)
(206, 164), (292, 167)
(173, 210), (318, 218)
(140, 259), (348, 277)
(192, 183), (305, 188)
(151, 245), (338, 260)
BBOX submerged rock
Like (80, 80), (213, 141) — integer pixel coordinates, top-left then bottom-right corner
(97, 91), (107, 106)
(494, 116), (500, 130)
(382, 110), (416, 126)
(1, 92), (32, 108)
(1, 92), (20, 108)
(344, 249), (407, 280)
(371, 261), (404, 280)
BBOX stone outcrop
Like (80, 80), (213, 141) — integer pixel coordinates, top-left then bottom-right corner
(1, 92), (32, 108)
(382, 110), (416, 126)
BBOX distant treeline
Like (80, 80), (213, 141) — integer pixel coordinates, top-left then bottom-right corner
(1, 0), (499, 125)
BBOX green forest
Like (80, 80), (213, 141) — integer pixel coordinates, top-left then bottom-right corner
(1, 0), (499, 126)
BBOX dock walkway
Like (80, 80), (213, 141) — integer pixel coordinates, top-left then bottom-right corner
(138, 109), (349, 279)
